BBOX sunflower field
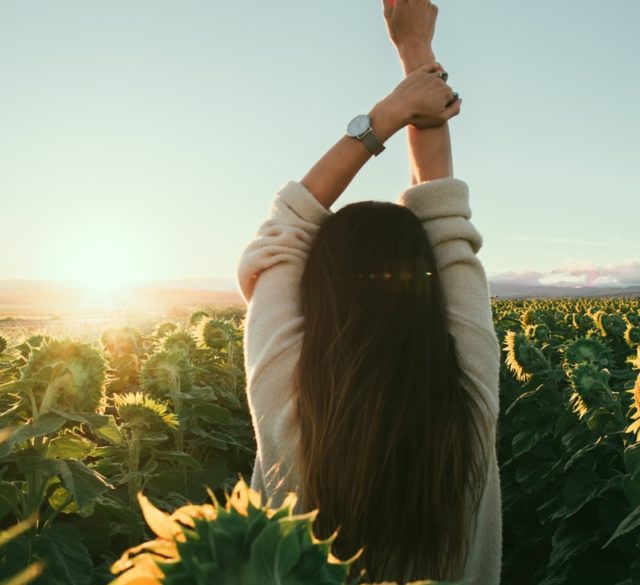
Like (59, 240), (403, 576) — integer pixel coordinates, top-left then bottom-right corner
(495, 297), (640, 584)
(0, 297), (639, 584)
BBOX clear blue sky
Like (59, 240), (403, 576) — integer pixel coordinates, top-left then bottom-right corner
(2, 0), (639, 287)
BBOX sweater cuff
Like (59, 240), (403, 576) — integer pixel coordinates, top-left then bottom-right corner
(271, 181), (333, 225)
(396, 177), (471, 221)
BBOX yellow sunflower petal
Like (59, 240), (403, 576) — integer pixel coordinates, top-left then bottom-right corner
(111, 539), (178, 575)
(279, 492), (298, 513)
(247, 486), (262, 509)
(170, 503), (217, 527)
(108, 563), (163, 585)
(137, 492), (181, 539)
(228, 479), (251, 515)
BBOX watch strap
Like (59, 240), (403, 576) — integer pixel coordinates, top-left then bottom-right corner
(360, 128), (386, 156)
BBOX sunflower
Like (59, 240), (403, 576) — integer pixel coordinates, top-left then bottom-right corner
(503, 331), (549, 382)
(563, 338), (613, 369)
(625, 373), (640, 441)
(19, 337), (106, 415)
(114, 392), (178, 432)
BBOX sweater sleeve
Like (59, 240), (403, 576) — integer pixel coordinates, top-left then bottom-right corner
(236, 181), (333, 501)
(397, 177), (501, 422)
(236, 180), (332, 378)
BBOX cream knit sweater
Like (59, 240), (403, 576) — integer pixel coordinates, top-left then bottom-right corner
(236, 177), (502, 584)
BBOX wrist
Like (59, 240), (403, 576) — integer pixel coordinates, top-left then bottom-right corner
(399, 47), (437, 75)
(368, 96), (409, 140)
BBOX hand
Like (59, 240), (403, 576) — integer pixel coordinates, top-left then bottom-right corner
(384, 63), (461, 129)
(382, 0), (438, 68)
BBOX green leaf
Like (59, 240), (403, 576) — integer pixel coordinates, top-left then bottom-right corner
(195, 403), (232, 425)
(0, 413), (65, 458)
(48, 485), (85, 515)
(52, 411), (124, 447)
(602, 504), (640, 548)
(623, 472), (640, 508)
(624, 443), (640, 475)
(150, 449), (202, 470)
(92, 495), (145, 537)
(274, 521), (301, 578)
(586, 408), (619, 434)
(0, 378), (35, 396)
(250, 521), (281, 578)
(15, 447), (59, 476)
(505, 384), (544, 416)
(46, 434), (95, 460)
(563, 465), (611, 518)
(563, 441), (615, 473)
(146, 470), (186, 496)
(0, 481), (19, 520)
(53, 460), (111, 510)
(83, 414), (125, 446)
(34, 524), (92, 585)
(185, 458), (228, 501)
(512, 429), (545, 458)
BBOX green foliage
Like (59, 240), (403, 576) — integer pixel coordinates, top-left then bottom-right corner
(160, 488), (355, 585)
(0, 514), (45, 585)
(1, 298), (639, 584)
(140, 350), (192, 399)
(110, 480), (450, 585)
(100, 328), (144, 358)
(161, 331), (197, 359)
(197, 317), (233, 350)
(0, 308), (254, 584)
(496, 297), (640, 585)
(188, 311), (210, 328)
(152, 322), (178, 339)
(114, 393), (179, 432)
(14, 338), (107, 416)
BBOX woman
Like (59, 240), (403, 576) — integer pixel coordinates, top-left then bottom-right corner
(236, 1), (501, 583)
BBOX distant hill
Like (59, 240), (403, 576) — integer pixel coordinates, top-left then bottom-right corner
(488, 282), (640, 299)
(0, 278), (243, 318)
(0, 279), (638, 318)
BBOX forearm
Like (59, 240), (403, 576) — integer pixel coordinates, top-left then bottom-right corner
(407, 122), (453, 185)
(301, 98), (406, 211)
(401, 51), (454, 184)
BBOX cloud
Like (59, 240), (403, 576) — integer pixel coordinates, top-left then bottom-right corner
(507, 235), (640, 247)
(489, 261), (640, 288)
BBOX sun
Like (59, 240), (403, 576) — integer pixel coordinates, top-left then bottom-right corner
(76, 274), (131, 295)
(65, 272), (135, 314)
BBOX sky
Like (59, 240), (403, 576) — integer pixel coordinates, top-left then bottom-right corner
(1, 0), (639, 290)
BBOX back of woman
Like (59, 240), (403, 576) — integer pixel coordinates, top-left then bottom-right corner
(236, 2), (502, 583)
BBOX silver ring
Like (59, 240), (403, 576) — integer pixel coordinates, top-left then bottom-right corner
(436, 71), (449, 82)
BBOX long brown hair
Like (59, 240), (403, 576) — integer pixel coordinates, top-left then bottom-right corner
(292, 200), (492, 583)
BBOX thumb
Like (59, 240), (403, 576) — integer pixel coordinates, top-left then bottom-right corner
(443, 97), (463, 120)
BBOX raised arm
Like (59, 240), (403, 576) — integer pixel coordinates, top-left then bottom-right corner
(383, 0), (458, 184)
(300, 61), (461, 211)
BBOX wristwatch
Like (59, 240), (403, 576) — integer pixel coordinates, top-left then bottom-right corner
(346, 114), (386, 156)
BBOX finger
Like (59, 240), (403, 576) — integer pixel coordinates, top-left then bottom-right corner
(444, 93), (461, 111)
(443, 98), (462, 120)
(382, 0), (394, 17)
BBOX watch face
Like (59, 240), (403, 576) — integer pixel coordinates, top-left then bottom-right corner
(347, 114), (371, 138)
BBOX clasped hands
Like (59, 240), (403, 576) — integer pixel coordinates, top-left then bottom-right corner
(381, 0), (461, 130)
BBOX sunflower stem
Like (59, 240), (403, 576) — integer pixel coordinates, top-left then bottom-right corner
(128, 426), (142, 511)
